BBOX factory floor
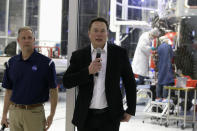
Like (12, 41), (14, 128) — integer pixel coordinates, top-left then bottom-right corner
(0, 90), (194, 131)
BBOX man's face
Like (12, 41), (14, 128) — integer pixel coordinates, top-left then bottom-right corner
(88, 21), (108, 49)
(17, 30), (35, 52)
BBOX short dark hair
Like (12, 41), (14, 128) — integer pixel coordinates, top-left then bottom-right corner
(88, 17), (109, 31)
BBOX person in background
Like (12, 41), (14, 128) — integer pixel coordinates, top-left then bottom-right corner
(132, 28), (160, 85)
(156, 36), (174, 102)
(0, 26), (58, 131)
(63, 17), (136, 131)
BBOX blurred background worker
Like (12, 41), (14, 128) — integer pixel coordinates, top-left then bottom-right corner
(132, 28), (160, 85)
(156, 36), (174, 102)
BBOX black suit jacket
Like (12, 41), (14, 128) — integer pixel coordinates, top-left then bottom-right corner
(63, 43), (136, 129)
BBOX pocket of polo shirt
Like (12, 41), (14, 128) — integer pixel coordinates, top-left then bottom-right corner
(31, 69), (45, 82)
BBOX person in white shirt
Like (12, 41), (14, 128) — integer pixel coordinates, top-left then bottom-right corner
(132, 28), (160, 85)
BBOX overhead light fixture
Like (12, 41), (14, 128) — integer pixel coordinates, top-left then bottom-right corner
(150, 10), (155, 14)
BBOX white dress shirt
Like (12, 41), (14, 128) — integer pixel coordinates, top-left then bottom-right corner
(89, 43), (108, 109)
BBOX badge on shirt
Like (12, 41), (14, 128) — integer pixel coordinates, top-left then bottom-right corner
(32, 65), (37, 71)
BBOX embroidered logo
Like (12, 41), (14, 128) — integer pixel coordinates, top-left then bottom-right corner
(32, 65), (37, 71)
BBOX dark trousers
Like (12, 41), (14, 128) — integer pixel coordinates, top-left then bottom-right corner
(77, 108), (120, 131)
(137, 75), (149, 85)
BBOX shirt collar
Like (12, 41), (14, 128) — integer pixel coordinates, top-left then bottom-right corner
(91, 42), (108, 54)
(16, 49), (37, 62)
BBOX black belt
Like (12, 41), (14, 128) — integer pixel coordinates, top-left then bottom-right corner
(89, 107), (109, 115)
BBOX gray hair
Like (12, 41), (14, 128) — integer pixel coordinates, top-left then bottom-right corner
(17, 26), (34, 38)
(149, 28), (160, 37)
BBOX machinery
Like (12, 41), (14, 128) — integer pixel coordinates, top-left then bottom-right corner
(152, 0), (197, 79)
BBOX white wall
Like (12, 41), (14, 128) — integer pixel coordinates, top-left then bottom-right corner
(39, 0), (62, 46)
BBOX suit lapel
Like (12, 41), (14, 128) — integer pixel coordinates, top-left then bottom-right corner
(105, 43), (113, 88)
(83, 45), (92, 65)
(83, 45), (94, 86)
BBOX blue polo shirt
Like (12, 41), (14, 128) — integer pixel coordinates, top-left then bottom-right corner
(2, 50), (57, 105)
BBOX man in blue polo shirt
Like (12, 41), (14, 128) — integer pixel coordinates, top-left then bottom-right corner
(0, 26), (58, 131)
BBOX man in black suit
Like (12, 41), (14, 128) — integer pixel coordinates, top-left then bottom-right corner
(63, 17), (136, 131)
